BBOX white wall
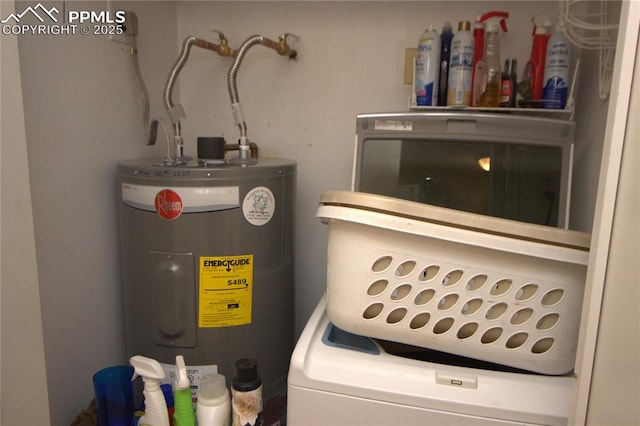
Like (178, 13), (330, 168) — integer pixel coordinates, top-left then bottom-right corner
(0, 1), (51, 423)
(15, 1), (176, 423)
(586, 28), (639, 423)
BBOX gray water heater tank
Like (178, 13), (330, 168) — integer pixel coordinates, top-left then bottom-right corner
(117, 157), (295, 420)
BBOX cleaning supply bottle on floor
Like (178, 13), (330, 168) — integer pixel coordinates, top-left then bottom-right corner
(231, 358), (263, 426)
(197, 373), (231, 426)
(414, 25), (441, 106)
(173, 356), (195, 426)
(524, 15), (552, 103)
(542, 23), (572, 109)
(479, 11), (509, 107)
(130, 355), (171, 426)
(437, 22), (454, 106)
(471, 15), (485, 106)
(447, 20), (474, 106)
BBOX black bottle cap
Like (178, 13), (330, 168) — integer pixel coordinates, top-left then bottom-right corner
(197, 137), (226, 160)
(232, 358), (262, 392)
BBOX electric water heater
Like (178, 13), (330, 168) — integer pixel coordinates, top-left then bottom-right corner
(117, 157), (295, 423)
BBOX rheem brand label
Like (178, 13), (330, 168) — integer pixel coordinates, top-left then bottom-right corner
(121, 184), (239, 213)
(154, 189), (183, 220)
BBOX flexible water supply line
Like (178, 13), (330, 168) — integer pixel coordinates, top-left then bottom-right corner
(227, 34), (297, 160)
(163, 32), (235, 163)
(128, 28), (172, 150)
(129, 35), (158, 145)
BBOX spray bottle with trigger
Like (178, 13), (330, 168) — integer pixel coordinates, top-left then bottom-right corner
(173, 355), (195, 426)
(478, 11), (509, 107)
(523, 15), (552, 104)
(130, 355), (170, 426)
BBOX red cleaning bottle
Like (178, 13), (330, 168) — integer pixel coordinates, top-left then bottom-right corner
(470, 15), (484, 106)
(525, 15), (552, 102)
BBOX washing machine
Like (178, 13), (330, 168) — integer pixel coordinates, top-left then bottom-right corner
(287, 189), (589, 425)
(288, 296), (574, 425)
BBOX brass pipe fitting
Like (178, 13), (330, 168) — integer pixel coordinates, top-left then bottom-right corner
(277, 33), (298, 59)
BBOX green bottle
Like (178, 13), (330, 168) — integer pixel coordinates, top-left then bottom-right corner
(173, 355), (195, 426)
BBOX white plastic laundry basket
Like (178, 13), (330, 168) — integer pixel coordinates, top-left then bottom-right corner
(317, 191), (591, 375)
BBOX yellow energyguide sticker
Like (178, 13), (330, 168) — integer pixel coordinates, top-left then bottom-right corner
(199, 255), (253, 327)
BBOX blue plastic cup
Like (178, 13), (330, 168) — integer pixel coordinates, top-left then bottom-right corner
(92, 365), (134, 426)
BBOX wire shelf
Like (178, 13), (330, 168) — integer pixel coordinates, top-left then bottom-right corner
(558, 0), (618, 100)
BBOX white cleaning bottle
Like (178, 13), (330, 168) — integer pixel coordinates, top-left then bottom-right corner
(542, 23), (572, 109)
(130, 355), (170, 426)
(414, 25), (441, 106)
(197, 373), (231, 426)
(447, 20), (474, 106)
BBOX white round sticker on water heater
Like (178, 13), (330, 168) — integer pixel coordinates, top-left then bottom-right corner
(243, 186), (275, 226)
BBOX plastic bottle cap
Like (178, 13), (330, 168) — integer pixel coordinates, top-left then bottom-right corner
(199, 374), (228, 403)
(535, 26), (550, 34)
(532, 15), (552, 34)
(232, 358), (262, 392)
(458, 21), (471, 31)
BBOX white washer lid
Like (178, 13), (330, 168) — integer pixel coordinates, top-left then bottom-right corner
(319, 191), (590, 251)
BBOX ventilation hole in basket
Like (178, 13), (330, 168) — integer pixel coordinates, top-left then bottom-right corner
(362, 303), (384, 319)
(410, 313), (431, 329)
(414, 289), (436, 306)
(433, 317), (455, 334)
(395, 260), (417, 278)
(510, 308), (534, 325)
(485, 302), (508, 320)
(505, 332), (529, 349)
(457, 322), (479, 339)
(466, 274), (488, 292)
(490, 279), (513, 296)
(386, 308), (407, 324)
(531, 337), (555, 354)
(481, 327), (503, 344)
(419, 265), (440, 282)
(442, 270), (463, 287)
(437, 293), (460, 310)
(541, 289), (565, 307)
(390, 284), (412, 301)
(461, 298), (483, 316)
(515, 283), (539, 301)
(536, 313), (560, 330)
(367, 279), (389, 296)
(371, 256), (393, 273)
